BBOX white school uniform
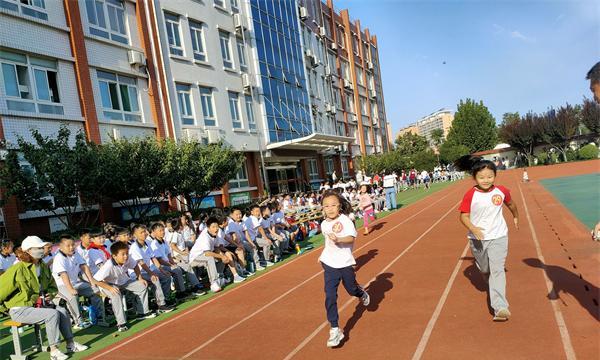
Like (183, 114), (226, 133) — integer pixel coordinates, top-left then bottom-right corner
(52, 251), (85, 287)
(94, 257), (139, 286)
(0, 253), (16, 272)
(243, 215), (262, 241)
(319, 214), (357, 268)
(226, 218), (246, 244)
(76, 245), (105, 275)
(149, 237), (172, 262)
(189, 229), (218, 263)
(459, 185), (512, 240)
(128, 240), (157, 275)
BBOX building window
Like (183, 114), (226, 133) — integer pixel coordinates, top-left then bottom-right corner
(1, 0), (48, 20)
(176, 83), (194, 125)
(237, 40), (247, 72)
(85, 0), (128, 44)
(189, 20), (207, 62)
(219, 31), (233, 69)
(360, 97), (368, 116)
(356, 67), (364, 86)
(230, 0), (239, 13)
(199, 86), (216, 126)
(325, 158), (334, 175)
(337, 26), (345, 48)
(97, 70), (141, 122)
(1, 50), (63, 115)
(341, 158), (349, 177)
(165, 12), (183, 56)
(214, 0), (225, 9)
(244, 95), (256, 130)
(229, 162), (249, 189)
(228, 92), (242, 129)
(307, 159), (319, 181)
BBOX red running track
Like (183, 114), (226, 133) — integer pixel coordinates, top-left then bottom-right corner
(86, 160), (600, 360)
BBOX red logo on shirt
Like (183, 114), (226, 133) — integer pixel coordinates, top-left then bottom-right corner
(491, 194), (503, 206)
(332, 221), (343, 233)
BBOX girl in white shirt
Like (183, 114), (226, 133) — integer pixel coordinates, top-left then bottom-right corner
(319, 191), (370, 348)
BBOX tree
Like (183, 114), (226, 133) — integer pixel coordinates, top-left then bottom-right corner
(446, 99), (498, 153)
(394, 132), (428, 156)
(581, 98), (600, 136)
(501, 112), (520, 127)
(439, 142), (470, 164)
(430, 128), (445, 148)
(0, 126), (106, 230)
(539, 104), (580, 162)
(498, 112), (542, 166)
(162, 139), (244, 212)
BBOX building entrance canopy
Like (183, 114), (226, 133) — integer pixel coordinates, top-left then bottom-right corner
(266, 133), (354, 151)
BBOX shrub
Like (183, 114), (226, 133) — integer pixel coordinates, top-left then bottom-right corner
(536, 153), (548, 165)
(578, 144), (599, 160)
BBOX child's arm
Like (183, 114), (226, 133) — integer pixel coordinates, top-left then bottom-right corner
(504, 199), (519, 229)
(258, 227), (273, 245)
(79, 264), (99, 286)
(169, 242), (188, 256)
(96, 280), (120, 295)
(459, 213), (485, 241)
(59, 272), (78, 296)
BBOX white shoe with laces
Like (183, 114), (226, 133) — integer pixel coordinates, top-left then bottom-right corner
(361, 290), (370, 306)
(50, 349), (68, 360)
(67, 341), (89, 353)
(326, 327), (344, 347)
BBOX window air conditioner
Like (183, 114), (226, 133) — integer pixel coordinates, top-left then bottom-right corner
(299, 6), (308, 20)
(128, 50), (146, 67)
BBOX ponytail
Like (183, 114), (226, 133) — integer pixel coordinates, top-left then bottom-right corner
(454, 155), (497, 177)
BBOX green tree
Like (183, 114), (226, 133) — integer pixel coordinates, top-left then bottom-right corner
(581, 98), (600, 136)
(498, 112), (542, 167)
(538, 104), (580, 162)
(163, 140), (244, 212)
(394, 132), (428, 156)
(501, 112), (520, 127)
(0, 126), (106, 229)
(439, 142), (470, 164)
(446, 99), (498, 153)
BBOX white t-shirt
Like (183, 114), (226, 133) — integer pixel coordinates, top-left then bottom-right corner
(149, 237), (171, 261)
(459, 185), (512, 240)
(243, 215), (262, 241)
(76, 245), (105, 275)
(189, 229), (218, 263)
(319, 214), (357, 268)
(217, 228), (230, 247)
(383, 174), (396, 188)
(128, 240), (157, 274)
(167, 231), (186, 252)
(0, 253), (16, 271)
(52, 251), (85, 286)
(421, 170), (430, 180)
(94, 257), (138, 286)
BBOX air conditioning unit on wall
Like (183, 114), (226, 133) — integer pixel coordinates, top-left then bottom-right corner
(299, 6), (308, 20)
(128, 50), (146, 67)
(206, 129), (221, 143)
(330, 42), (338, 50)
(343, 79), (352, 89)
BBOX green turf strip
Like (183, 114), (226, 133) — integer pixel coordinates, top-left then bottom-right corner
(540, 173), (600, 229)
(0, 181), (455, 359)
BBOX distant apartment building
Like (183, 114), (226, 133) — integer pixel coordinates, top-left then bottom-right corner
(0, 0), (391, 238)
(397, 109), (454, 144)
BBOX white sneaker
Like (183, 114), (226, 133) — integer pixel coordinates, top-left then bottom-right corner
(361, 290), (370, 306)
(210, 281), (222, 293)
(255, 264), (265, 271)
(67, 341), (89, 353)
(326, 327), (344, 347)
(265, 261), (275, 267)
(233, 274), (246, 283)
(493, 308), (511, 322)
(50, 349), (68, 360)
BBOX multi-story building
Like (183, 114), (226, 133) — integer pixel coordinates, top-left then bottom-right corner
(397, 108), (454, 145)
(0, 0), (391, 238)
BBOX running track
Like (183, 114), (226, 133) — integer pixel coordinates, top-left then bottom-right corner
(87, 160), (600, 360)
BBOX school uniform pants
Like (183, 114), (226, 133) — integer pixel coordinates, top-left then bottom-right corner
(9, 306), (72, 347)
(190, 254), (224, 284)
(242, 241), (261, 267)
(469, 236), (509, 312)
(140, 272), (168, 306)
(321, 262), (365, 328)
(255, 235), (275, 262)
(159, 265), (186, 293)
(56, 281), (104, 324)
(172, 257), (202, 288)
(384, 187), (397, 209)
(99, 279), (149, 326)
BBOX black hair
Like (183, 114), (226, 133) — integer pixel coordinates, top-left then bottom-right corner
(110, 241), (129, 256)
(206, 216), (220, 227)
(454, 155), (497, 177)
(249, 204), (260, 212)
(80, 228), (91, 236)
(59, 234), (74, 242)
(89, 230), (104, 238)
(321, 190), (352, 215)
(169, 217), (181, 232)
(131, 223), (147, 233)
(230, 206), (242, 214)
(587, 62), (600, 83)
(150, 222), (165, 232)
(102, 223), (117, 238)
(114, 226), (130, 236)
(1, 239), (13, 248)
(260, 205), (269, 214)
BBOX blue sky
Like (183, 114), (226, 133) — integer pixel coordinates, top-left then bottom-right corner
(334, 0), (600, 133)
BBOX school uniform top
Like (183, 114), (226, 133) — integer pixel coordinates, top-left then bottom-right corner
(52, 250), (85, 287)
(0, 253), (16, 272)
(128, 240), (157, 274)
(76, 245), (105, 275)
(383, 174), (396, 188)
(226, 218), (246, 243)
(271, 211), (286, 227)
(167, 231), (186, 253)
(459, 185), (512, 240)
(93, 257), (138, 286)
(216, 228), (230, 247)
(260, 217), (272, 230)
(149, 237), (171, 262)
(189, 229), (219, 263)
(319, 214), (358, 268)
(243, 215), (262, 241)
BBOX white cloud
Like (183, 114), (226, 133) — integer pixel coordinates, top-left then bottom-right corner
(493, 23), (505, 34)
(510, 30), (536, 43)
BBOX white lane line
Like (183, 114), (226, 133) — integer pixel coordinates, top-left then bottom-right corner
(179, 196), (461, 359)
(517, 183), (576, 360)
(282, 201), (460, 360)
(411, 242), (470, 360)
(89, 188), (457, 360)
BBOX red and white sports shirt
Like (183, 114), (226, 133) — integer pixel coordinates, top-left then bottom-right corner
(458, 185), (512, 240)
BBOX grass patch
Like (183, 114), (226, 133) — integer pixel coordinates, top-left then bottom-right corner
(0, 181), (455, 359)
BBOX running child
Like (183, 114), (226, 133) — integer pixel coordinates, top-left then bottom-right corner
(319, 190), (370, 348)
(455, 155), (519, 322)
(358, 184), (376, 236)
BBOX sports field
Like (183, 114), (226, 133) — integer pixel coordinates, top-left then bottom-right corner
(2, 161), (598, 360)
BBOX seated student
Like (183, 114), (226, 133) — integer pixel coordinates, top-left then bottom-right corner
(167, 218), (206, 290)
(0, 239), (16, 275)
(52, 234), (105, 329)
(76, 230), (106, 276)
(260, 205), (284, 262)
(218, 215), (251, 276)
(89, 231), (110, 261)
(102, 222), (117, 249)
(149, 222), (205, 298)
(1, 237), (88, 360)
(227, 207), (264, 272)
(189, 217), (245, 292)
(270, 202), (297, 253)
(112, 226), (132, 246)
(244, 205), (274, 267)
(129, 224), (174, 313)
(94, 241), (155, 332)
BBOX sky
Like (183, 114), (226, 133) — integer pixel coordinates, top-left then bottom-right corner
(334, 0), (600, 134)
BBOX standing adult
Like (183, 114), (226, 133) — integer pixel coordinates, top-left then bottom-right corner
(382, 171), (397, 210)
(0, 236), (88, 360)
